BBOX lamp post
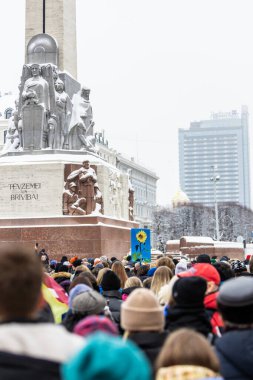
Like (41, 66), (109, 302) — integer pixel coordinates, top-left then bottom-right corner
(210, 165), (220, 241)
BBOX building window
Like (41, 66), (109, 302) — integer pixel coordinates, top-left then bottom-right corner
(4, 108), (13, 119)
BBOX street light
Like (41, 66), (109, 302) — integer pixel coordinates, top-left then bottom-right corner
(210, 165), (220, 241)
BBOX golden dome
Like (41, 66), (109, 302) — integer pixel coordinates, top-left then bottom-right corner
(172, 189), (190, 208)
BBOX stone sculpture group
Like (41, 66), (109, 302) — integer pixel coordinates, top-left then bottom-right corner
(12, 63), (96, 152)
(63, 160), (103, 216)
(2, 34), (97, 154)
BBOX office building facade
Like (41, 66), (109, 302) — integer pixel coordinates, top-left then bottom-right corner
(179, 106), (251, 207)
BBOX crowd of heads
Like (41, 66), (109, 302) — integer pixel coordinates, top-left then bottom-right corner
(0, 244), (253, 379)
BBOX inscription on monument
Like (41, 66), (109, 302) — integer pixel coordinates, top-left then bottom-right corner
(0, 162), (64, 217)
(9, 183), (41, 201)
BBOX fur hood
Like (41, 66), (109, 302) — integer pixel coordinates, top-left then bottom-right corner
(51, 272), (71, 280)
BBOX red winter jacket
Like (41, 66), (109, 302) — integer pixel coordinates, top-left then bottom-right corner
(204, 291), (223, 335)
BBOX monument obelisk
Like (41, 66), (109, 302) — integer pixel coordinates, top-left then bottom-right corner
(25, 0), (77, 79)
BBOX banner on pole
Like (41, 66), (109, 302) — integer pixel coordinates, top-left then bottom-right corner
(131, 228), (151, 263)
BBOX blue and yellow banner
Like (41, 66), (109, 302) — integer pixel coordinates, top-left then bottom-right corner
(131, 228), (151, 263)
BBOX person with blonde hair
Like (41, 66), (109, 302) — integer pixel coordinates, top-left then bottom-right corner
(122, 276), (143, 301)
(97, 267), (111, 286)
(156, 329), (222, 380)
(157, 276), (178, 306)
(151, 266), (173, 297)
(111, 261), (128, 289)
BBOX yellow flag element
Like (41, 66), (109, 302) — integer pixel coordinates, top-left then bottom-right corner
(42, 284), (68, 324)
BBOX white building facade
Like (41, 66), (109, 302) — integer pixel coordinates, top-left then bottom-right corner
(179, 106), (251, 207)
(96, 135), (158, 228)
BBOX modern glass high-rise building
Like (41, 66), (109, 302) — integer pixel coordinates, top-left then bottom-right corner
(178, 106), (251, 207)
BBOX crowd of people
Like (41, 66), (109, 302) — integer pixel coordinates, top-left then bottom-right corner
(0, 246), (252, 380)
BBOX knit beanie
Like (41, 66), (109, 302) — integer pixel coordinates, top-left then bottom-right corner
(175, 259), (188, 275)
(101, 270), (121, 291)
(74, 315), (118, 337)
(196, 254), (211, 264)
(62, 332), (152, 380)
(172, 277), (207, 308)
(72, 290), (106, 316)
(121, 288), (164, 332)
(68, 284), (92, 309)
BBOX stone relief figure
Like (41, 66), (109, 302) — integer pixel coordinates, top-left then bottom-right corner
(1, 115), (20, 155)
(46, 115), (58, 149)
(18, 63), (56, 150)
(66, 160), (102, 215)
(22, 64), (50, 110)
(54, 78), (72, 149)
(63, 182), (86, 215)
(109, 171), (122, 218)
(94, 183), (104, 215)
(127, 169), (135, 221)
(68, 86), (97, 152)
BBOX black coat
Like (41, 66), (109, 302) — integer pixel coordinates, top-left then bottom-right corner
(0, 351), (60, 380)
(165, 306), (212, 337)
(102, 290), (122, 326)
(129, 331), (168, 368)
(215, 329), (253, 380)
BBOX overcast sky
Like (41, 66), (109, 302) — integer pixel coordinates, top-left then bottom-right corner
(1, 0), (253, 206)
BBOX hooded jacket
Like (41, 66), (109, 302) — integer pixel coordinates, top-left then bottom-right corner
(215, 329), (253, 380)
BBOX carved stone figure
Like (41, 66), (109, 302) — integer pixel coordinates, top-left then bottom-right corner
(109, 171), (122, 218)
(63, 182), (86, 215)
(22, 64), (50, 109)
(127, 169), (135, 221)
(94, 183), (104, 214)
(46, 115), (58, 149)
(68, 86), (97, 152)
(55, 78), (72, 149)
(1, 115), (20, 155)
(19, 63), (56, 150)
(67, 160), (101, 215)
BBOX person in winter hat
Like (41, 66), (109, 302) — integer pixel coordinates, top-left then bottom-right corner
(165, 277), (212, 337)
(68, 284), (91, 309)
(179, 263), (223, 335)
(231, 260), (248, 276)
(101, 271), (122, 328)
(156, 329), (222, 380)
(62, 332), (151, 380)
(215, 276), (253, 380)
(74, 315), (118, 337)
(62, 290), (106, 332)
(196, 254), (211, 264)
(121, 288), (167, 370)
(175, 259), (188, 275)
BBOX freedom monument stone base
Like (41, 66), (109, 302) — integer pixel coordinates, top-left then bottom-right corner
(0, 152), (137, 259)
